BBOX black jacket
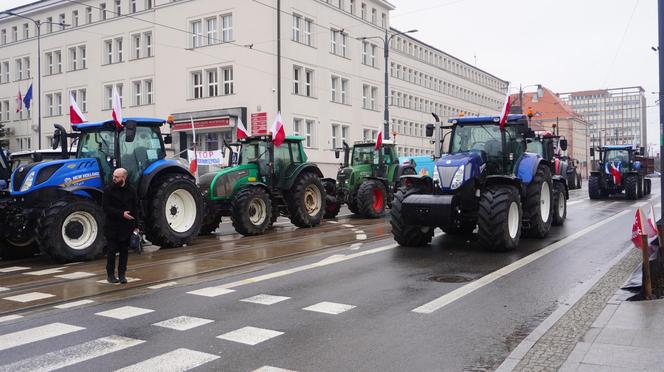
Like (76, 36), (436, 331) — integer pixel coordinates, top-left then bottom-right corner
(102, 183), (139, 240)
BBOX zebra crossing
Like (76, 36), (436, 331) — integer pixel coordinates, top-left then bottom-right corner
(0, 283), (361, 371)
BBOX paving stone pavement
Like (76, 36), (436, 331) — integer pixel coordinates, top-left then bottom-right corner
(510, 248), (642, 372)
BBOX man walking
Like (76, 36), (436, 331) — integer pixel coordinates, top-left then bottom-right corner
(102, 168), (139, 284)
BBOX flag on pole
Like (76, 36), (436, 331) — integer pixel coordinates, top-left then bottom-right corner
(69, 93), (87, 124)
(15, 88), (22, 113)
(236, 118), (249, 139)
(375, 130), (383, 151)
(271, 111), (285, 147)
(499, 89), (511, 130)
(646, 204), (658, 239)
(111, 86), (123, 128)
(605, 162), (622, 185)
(23, 84), (32, 110)
(632, 208), (647, 250)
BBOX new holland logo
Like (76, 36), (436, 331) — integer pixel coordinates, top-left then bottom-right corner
(63, 177), (73, 186)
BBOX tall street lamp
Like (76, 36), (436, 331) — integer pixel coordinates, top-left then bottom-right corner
(358, 28), (417, 140)
(3, 11), (69, 149)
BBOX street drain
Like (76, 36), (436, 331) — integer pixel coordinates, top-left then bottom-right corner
(428, 275), (473, 283)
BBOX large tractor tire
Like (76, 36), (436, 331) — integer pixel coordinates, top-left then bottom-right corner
(36, 199), (105, 263)
(645, 179), (652, 195)
(567, 173), (576, 190)
(390, 187), (434, 247)
(322, 180), (340, 219)
(478, 185), (522, 252)
(552, 182), (567, 226)
(357, 180), (388, 218)
(625, 175), (638, 200)
(523, 165), (553, 238)
(637, 176), (643, 199)
(231, 186), (272, 236)
(576, 173), (582, 189)
(287, 172), (325, 228)
(0, 199), (39, 260)
(588, 175), (602, 199)
(199, 190), (222, 235)
(146, 173), (203, 248)
(348, 194), (359, 215)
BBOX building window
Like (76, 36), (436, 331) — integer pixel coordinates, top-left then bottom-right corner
(132, 34), (141, 59)
(86, 7), (93, 23)
(146, 0), (153, 9)
(292, 14), (301, 42)
(221, 14), (233, 42)
(104, 40), (112, 64)
(370, 86), (377, 110)
(115, 38), (123, 62)
(129, 80), (152, 106)
(332, 124), (338, 149)
(330, 29), (337, 54)
(350, 0), (355, 14)
(104, 83), (123, 109)
(341, 79), (348, 104)
(361, 3), (366, 19)
(371, 8), (377, 24)
(341, 125), (349, 144)
(2, 61), (8, 83)
(331, 76), (338, 102)
(22, 23), (29, 39)
(145, 80), (153, 104)
(69, 47), (77, 70)
(191, 20), (202, 48)
(70, 88), (88, 112)
(381, 13), (386, 28)
(72, 10), (79, 26)
(130, 0), (137, 13)
(2, 100), (9, 121)
(54, 51), (61, 73)
(293, 118), (302, 136)
(15, 59), (22, 81)
(114, 0), (121, 15)
(133, 80), (142, 105)
(207, 69), (218, 97)
(100, 3), (107, 20)
(59, 14), (66, 30)
(206, 17), (218, 44)
(192, 71), (203, 99)
(293, 66), (314, 97)
(145, 31), (152, 56)
(293, 66), (300, 95)
(46, 94), (53, 116)
(1, 29), (6, 45)
(55, 93), (62, 115)
(222, 66), (234, 94)
(362, 85), (368, 109)
(12, 26), (18, 40)
(305, 119), (315, 147)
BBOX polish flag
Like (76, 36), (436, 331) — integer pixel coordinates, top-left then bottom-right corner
(237, 118), (249, 139)
(646, 204), (659, 239)
(499, 92), (511, 130)
(15, 89), (22, 113)
(69, 93), (87, 124)
(111, 85), (123, 128)
(632, 208), (647, 250)
(375, 130), (383, 151)
(189, 158), (197, 175)
(271, 111), (285, 147)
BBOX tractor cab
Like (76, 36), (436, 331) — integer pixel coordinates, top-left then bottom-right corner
(236, 135), (308, 184)
(347, 141), (397, 179)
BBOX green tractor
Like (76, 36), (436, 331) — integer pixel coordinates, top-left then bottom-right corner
(199, 135), (326, 236)
(322, 140), (415, 219)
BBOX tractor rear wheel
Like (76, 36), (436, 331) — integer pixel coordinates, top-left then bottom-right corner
(146, 174), (203, 248)
(37, 199), (105, 262)
(625, 175), (638, 200)
(552, 182), (567, 226)
(287, 172), (325, 228)
(577, 173), (582, 189)
(322, 180), (340, 219)
(645, 179), (652, 195)
(637, 176), (643, 198)
(589, 175), (602, 199)
(390, 187), (434, 247)
(232, 186), (272, 236)
(478, 185), (522, 252)
(199, 190), (222, 235)
(357, 180), (387, 218)
(523, 165), (553, 238)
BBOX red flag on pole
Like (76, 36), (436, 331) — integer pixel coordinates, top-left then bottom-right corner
(271, 111), (285, 147)
(646, 204), (658, 238)
(237, 118), (249, 139)
(111, 86), (123, 128)
(499, 92), (511, 130)
(189, 158), (197, 175)
(15, 88), (22, 113)
(632, 208), (647, 250)
(69, 93), (87, 124)
(375, 130), (383, 151)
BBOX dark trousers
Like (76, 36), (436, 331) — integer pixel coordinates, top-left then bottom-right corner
(106, 238), (129, 277)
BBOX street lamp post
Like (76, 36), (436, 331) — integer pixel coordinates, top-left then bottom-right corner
(359, 28), (417, 140)
(3, 11), (68, 149)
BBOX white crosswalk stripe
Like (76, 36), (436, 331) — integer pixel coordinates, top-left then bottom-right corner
(303, 302), (356, 315)
(0, 266), (30, 273)
(217, 326), (283, 346)
(0, 315), (23, 323)
(54, 272), (96, 280)
(23, 268), (66, 276)
(54, 299), (95, 309)
(240, 294), (290, 306)
(95, 306), (154, 320)
(187, 287), (235, 297)
(3, 292), (55, 303)
(0, 323), (84, 352)
(253, 367), (297, 372)
(0, 335), (144, 372)
(148, 281), (178, 289)
(153, 316), (214, 331)
(115, 348), (220, 372)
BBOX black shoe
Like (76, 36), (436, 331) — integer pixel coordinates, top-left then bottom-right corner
(107, 276), (119, 283)
(119, 275), (127, 284)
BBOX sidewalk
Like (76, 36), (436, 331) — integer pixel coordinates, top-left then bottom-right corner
(559, 294), (664, 371)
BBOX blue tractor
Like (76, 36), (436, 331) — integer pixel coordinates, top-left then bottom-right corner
(390, 114), (554, 251)
(1, 118), (204, 262)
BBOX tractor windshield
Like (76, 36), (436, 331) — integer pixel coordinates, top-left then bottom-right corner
(119, 126), (165, 184)
(451, 124), (506, 155)
(239, 141), (269, 165)
(526, 139), (544, 155)
(605, 149), (629, 165)
(351, 145), (375, 166)
(77, 130), (116, 182)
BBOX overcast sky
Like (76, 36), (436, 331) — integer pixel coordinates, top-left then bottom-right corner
(1, 0), (659, 144)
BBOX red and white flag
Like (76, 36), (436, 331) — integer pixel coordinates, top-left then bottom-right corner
(271, 111), (285, 147)
(69, 93), (87, 124)
(236, 118), (249, 140)
(632, 208), (647, 250)
(646, 204), (659, 238)
(499, 91), (511, 130)
(189, 158), (197, 175)
(15, 89), (22, 113)
(375, 130), (383, 151)
(111, 85), (123, 128)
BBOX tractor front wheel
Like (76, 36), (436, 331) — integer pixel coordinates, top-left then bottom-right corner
(552, 183), (567, 226)
(478, 185), (522, 251)
(357, 180), (387, 218)
(37, 199), (105, 262)
(589, 175), (602, 199)
(147, 174), (203, 248)
(390, 187), (434, 247)
(523, 165), (553, 238)
(199, 190), (223, 235)
(287, 172), (325, 228)
(232, 186), (272, 236)
(625, 175), (638, 200)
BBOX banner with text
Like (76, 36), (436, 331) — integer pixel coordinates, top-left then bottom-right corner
(187, 150), (225, 165)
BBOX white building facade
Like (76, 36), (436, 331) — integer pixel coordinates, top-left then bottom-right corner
(0, 0), (507, 176)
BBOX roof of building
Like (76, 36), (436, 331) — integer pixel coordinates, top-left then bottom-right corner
(510, 87), (580, 120)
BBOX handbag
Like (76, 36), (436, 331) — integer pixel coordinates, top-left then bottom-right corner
(129, 231), (143, 254)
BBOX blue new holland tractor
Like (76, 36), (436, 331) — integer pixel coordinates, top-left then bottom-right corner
(391, 114), (554, 251)
(0, 118), (204, 262)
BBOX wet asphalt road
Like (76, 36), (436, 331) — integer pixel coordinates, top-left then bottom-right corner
(0, 184), (659, 371)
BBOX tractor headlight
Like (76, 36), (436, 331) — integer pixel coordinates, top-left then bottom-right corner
(433, 166), (440, 184)
(450, 165), (465, 190)
(20, 171), (36, 192)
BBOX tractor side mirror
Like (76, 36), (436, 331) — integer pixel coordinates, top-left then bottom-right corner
(560, 139), (568, 151)
(589, 148), (595, 157)
(33, 153), (43, 162)
(52, 129), (62, 150)
(124, 120), (138, 142)
(334, 149), (340, 159)
(164, 134), (173, 145)
(425, 123), (435, 137)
